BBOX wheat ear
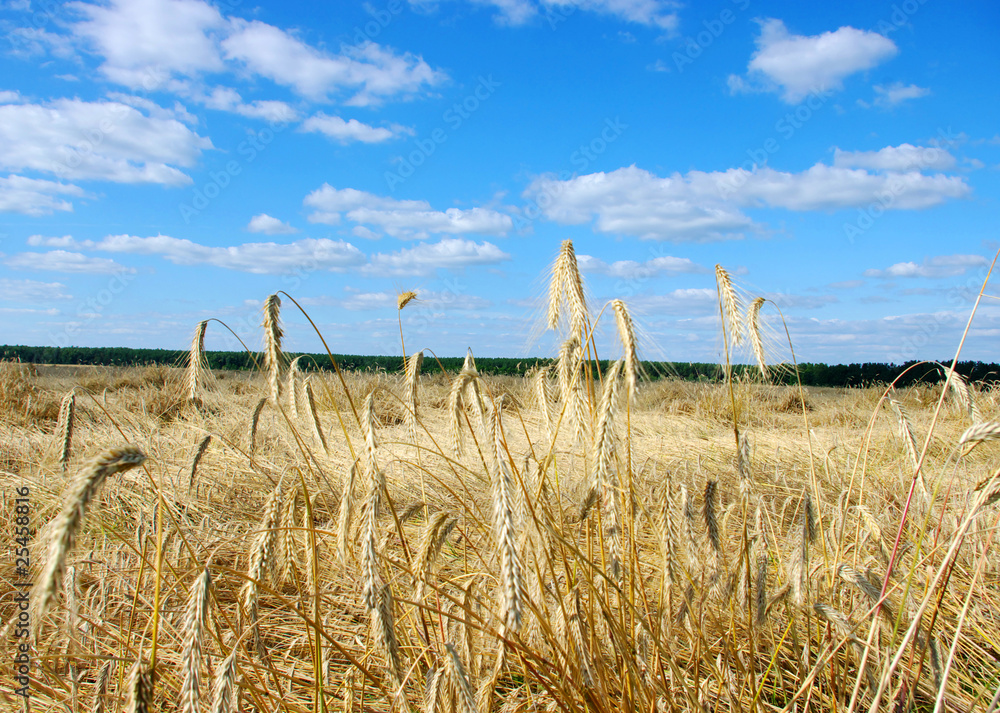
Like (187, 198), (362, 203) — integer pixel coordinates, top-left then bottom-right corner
(406, 350), (424, 441)
(715, 264), (743, 346)
(943, 365), (981, 423)
(188, 435), (211, 493)
(888, 391), (931, 502)
(57, 390), (75, 473)
(248, 397), (266, 456)
(444, 644), (477, 713)
(242, 479), (283, 660)
(305, 378), (328, 455)
(373, 583), (402, 687)
(34, 445), (146, 637)
(187, 320), (208, 403)
(262, 294), (283, 403)
(126, 660), (153, 713)
(611, 300), (639, 403)
(209, 649), (237, 713)
(532, 366), (554, 444)
(591, 360), (623, 580)
(747, 297), (769, 380)
(180, 565), (212, 713)
(413, 511), (457, 600)
(491, 397), (525, 631)
(337, 462), (358, 564)
(287, 355), (303, 418)
(560, 240), (589, 339)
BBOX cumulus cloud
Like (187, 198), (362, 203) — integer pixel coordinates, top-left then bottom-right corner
(833, 143), (956, 172)
(304, 184), (513, 239)
(524, 161), (970, 241)
(223, 20), (444, 104)
(0, 175), (86, 215)
(863, 254), (989, 279)
(0, 277), (73, 302)
(0, 99), (212, 184)
(5, 250), (134, 274)
(70, 0), (228, 87)
(729, 19), (897, 103)
(201, 86), (300, 122)
(60, 234), (366, 274)
(364, 238), (511, 276)
(872, 82), (930, 108)
(247, 213), (298, 234)
(409, 0), (679, 29)
(299, 113), (411, 143)
(577, 254), (707, 278)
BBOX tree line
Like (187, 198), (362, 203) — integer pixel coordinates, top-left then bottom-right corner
(2, 345), (997, 388)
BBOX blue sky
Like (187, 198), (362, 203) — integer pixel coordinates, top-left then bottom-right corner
(1, 0), (998, 364)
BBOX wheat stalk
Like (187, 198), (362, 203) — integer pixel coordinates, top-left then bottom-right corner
(34, 445), (147, 637)
(179, 565), (212, 713)
(187, 320), (208, 403)
(262, 294), (283, 403)
(57, 389), (75, 473)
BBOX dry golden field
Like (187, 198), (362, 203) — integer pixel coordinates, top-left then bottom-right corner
(3, 246), (1000, 713)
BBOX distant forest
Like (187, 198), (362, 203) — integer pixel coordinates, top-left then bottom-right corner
(2, 344), (998, 388)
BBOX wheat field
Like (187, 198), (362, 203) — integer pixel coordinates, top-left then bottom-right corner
(3, 241), (1000, 712)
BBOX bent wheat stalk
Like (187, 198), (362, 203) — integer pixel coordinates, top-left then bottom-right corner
(34, 445), (147, 637)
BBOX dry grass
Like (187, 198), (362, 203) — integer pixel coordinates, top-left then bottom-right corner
(4, 248), (1000, 712)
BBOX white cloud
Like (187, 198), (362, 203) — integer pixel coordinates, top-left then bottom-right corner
(525, 162), (970, 241)
(70, 0), (227, 87)
(0, 91), (22, 103)
(833, 143), (956, 172)
(222, 20), (444, 104)
(729, 19), (897, 103)
(5, 250), (134, 274)
(0, 278), (73, 302)
(247, 214), (298, 235)
(863, 254), (989, 279)
(0, 175), (86, 215)
(364, 238), (510, 276)
(202, 87), (300, 122)
(577, 254), (706, 278)
(27, 234), (78, 247)
(873, 82), (930, 108)
(0, 99), (212, 184)
(304, 184), (513, 239)
(88, 234), (365, 274)
(300, 113), (409, 144)
(409, 0), (678, 28)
